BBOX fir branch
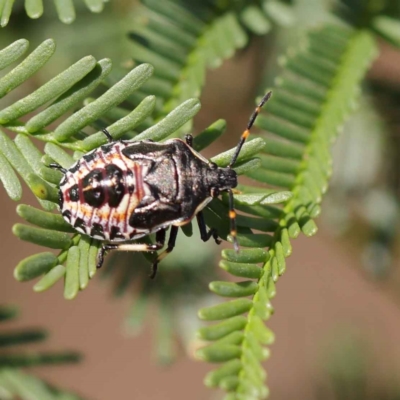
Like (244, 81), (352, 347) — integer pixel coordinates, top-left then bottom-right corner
(0, 305), (83, 399)
(197, 24), (378, 399)
(123, 0), (291, 131)
(0, 0), (108, 27)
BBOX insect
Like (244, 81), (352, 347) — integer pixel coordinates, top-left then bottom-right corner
(49, 92), (272, 278)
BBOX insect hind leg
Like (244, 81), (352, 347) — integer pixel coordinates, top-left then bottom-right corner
(150, 226), (179, 279)
(96, 229), (167, 270)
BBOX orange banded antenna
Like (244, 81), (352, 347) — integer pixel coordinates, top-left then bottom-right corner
(227, 91), (272, 169)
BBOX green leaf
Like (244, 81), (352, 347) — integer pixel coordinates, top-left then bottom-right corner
(25, 0), (43, 19)
(0, 150), (21, 201)
(193, 119), (226, 152)
(0, 131), (51, 204)
(26, 173), (59, 203)
(0, 329), (46, 347)
(0, 0), (105, 26)
(134, 98), (201, 141)
(16, 204), (74, 232)
(84, 0), (104, 13)
(0, 305), (18, 321)
(128, 4), (249, 130)
(209, 281), (258, 298)
(14, 252), (58, 281)
(0, 55), (97, 123)
(0, 351), (80, 368)
(372, 16), (400, 47)
(219, 261), (262, 280)
(0, 39), (56, 99)
(199, 299), (253, 321)
(204, 359), (242, 387)
(262, 0), (295, 27)
(197, 344), (241, 363)
(54, 63), (154, 141)
(0, 0), (13, 27)
(33, 264), (66, 292)
(82, 95), (156, 150)
(211, 138), (266, 167)
(26, 59), (113, 133)
(44, 143), (74, 168)
(54, 0), (75, 24)
(64, 246), (80, 300)
(222, 248), (269, 264)
(233, 192), (292, 206)
(78, 236), (91, 290)
(13, 224), (72, 249)
(240, 5), (271, 35)
(0, 39), (29, 71)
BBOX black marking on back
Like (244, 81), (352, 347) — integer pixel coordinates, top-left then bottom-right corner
(105, 164), (124, 207)
(58, 190), (64, 210)
(130, 202), (180, 230)
(83, 152), (96, 163)
(74, 217), (86, 230)
(68, 184), (79, 202)
(60, 175), (67, 187)
(110, 226), (125, 240)
(62, 210), (71, 221)
(82, 169), (105, 207)
(122, 141), (169, 159)
(69, 161), (80, 174)
(90, 223), (105, 238)
(101, 143), (114, 154)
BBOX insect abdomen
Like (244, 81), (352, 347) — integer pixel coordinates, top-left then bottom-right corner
(60, 143), (146, 241)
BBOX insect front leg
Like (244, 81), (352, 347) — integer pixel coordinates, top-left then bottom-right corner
(196, 212), (221, 245)
(48, 163), (67, 174)
(96, 229), (167, 269)
(150, 226), (179, 279)
(101, 128), (113, 143)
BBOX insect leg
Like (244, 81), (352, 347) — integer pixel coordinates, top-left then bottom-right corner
(96, 229), (167, 269)
(185, 134), (193, 147)
(150, 226), (179, 279)
(102, 128), (113, 143)
(196, 212), (221, 245)
(48, 163), (67, 174)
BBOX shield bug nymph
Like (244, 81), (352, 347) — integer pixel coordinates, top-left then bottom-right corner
(50, 92), (272, 278)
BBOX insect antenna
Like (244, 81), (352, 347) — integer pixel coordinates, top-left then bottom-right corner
(227, 189), (239, 252)
(226, 91), (272, 252)
(227, 91), (272, 169)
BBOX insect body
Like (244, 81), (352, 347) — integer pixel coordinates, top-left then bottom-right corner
(50, 92), (272, 278)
